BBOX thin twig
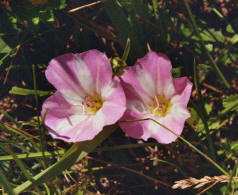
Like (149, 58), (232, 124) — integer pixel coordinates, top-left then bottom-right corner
(68, 1), (103, 13)
(87, 156), (171, 188)
(1, 122), (63, 150)
(202, 82), (222, 94)
(196, 181), (218, 195)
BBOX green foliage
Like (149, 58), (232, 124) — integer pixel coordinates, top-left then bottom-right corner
(217, 140), (238, 160)
(9, 86), (53, 96)
(223, 95), (238, 113)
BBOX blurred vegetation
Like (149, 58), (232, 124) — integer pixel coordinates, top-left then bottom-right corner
(0, 0), (238, 194)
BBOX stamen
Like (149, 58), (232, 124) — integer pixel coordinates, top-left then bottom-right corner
(151, 96), (171, 117)
(81, 94), (103, 115)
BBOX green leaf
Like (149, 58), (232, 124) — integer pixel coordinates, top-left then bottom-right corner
(103, 0), (143, 60)
(0, 37), (12, 53)
(230, 34), (238, 45)
(48, 0), (66, 9)
(32, 16), (40, 25)
(0, 144), (35, 187)
(223, 95), (238, 112)
(14, 125), (117, 194)
(0, 168), (15, 195)
(151, 0), (159, 20)
(226, 24), (235, 33)
(0, 150), (65, 161)
(9, 86), (53, 96)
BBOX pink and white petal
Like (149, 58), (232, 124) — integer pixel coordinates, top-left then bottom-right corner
(50, 98), (124, 143)
(56, 117), (98, 142)
(127, 100), (148, 115)
(154, 53), (174, 96)
(45, 53), (94, 105)
(41, 91), (93, 142)
(41, 91), (74, 119)
(134, 65), (156, 97)
(72, 56), (95, 94)
(171, 77), (193, 108)
(145, 114), (187, 144)
(102, 78), (126, 106)
(135, 52), (173, 96)
(92, 111), (105, 130)
(46, 114), (89, 142)
(163, 78), (176, 99)
(99, 77), (126, 125)
(119, 110), (148, 139)
(169, 103), (191, 120)
(120, 80), (146, 105)
(76, 50), (113, 93)
(99, 101), (126, 126)
(121, 69), (152, 105)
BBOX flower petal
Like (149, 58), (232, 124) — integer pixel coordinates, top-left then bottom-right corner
(42, 99), (104, 143)
(46, 53), (91, 104)
(76, 49), (113, 93)
(145, 115), (185, 144)
(41, 91), (92, 142)
(41, 91), (75, 118)
(135, 52), (175, 97)
(171, 77), (193, 108)
(53, 118), (96, 142)
(100, 77), (126, 125)
(121, 67), (153, 105)
(119, 110), (148, 139)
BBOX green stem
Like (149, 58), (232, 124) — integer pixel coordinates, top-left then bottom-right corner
(0, 143), (161, 161)
(121, 38), (131, 62)
(193, 60), (216, 160)
(32, 65), (46, 167)
(0, 168), (16, 195)
(184, 0), (230, 88)
(152, 158), (188, 177)
(119, 118), (229, 176)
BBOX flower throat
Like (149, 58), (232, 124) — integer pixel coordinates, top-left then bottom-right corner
(82, 94), (103, 114)
(151, 96), (171, 117)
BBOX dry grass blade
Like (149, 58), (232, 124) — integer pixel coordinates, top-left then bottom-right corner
(172, 175), (238, 190)
(68, 1), (103, 13)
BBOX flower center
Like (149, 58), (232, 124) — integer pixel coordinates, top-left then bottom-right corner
(151, 96), (171, 117)
(82, 94), (103, 114)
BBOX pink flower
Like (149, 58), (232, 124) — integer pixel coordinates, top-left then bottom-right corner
(119, 51), (192, 144)
(41, 50), (126, 142)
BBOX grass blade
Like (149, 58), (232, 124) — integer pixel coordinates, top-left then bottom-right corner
(0, 168), (15, 195)
(14, 124), (116, 194)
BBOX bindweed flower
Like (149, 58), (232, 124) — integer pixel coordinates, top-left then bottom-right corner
(41, 50), (126, 142)
(119, 51), (192, 144)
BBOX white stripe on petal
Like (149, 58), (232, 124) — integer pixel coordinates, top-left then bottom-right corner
(136, 65), (156, 97)
(163, 79), (175, 99)
(147, 120), (159, 135)
(101, 81), (116, 99)
(55, 114), (88, 134)
(51, 68), (85, 98)
(156, 77), (163, 95)
(93, 111), (105, 130)
(60, 89), (83, 105)
(169, 103), (190, 118)
(74, 56), (95, 94)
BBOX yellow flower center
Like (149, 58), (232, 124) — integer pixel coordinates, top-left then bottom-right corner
(82, 94), (103, 114)
(151, 96), (171, 117)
